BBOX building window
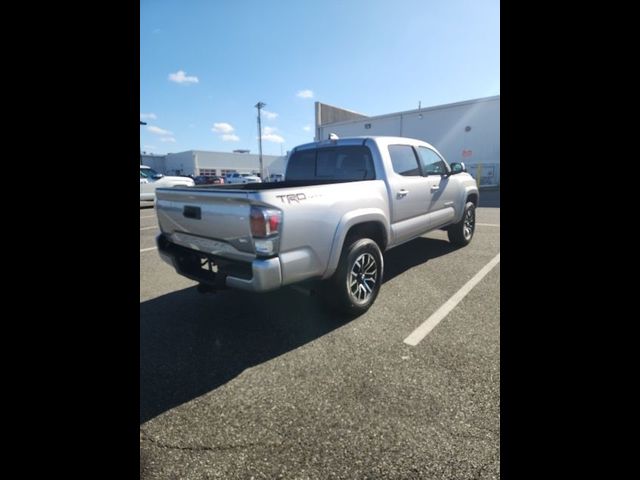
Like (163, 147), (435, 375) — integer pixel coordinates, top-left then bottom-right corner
(198, 169), (217, 176)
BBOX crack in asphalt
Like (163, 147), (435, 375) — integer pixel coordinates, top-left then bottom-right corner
(473, 453), (500, 479)
(140, 429), (280, 453)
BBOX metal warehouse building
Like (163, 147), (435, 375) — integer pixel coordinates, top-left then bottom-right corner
(315, 95), (500, 187)
(141, 150), (286, 178)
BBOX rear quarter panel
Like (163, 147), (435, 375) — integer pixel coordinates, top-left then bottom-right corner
(254, 180), (390, 284)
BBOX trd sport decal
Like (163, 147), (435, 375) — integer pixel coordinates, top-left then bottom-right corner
(276, 193), (307, 204)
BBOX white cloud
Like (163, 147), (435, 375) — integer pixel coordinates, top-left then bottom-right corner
(262, 110), (278, 120)
(222, 134), (240, 142)
(147, 125), (173, 136)
(263, 126), (278, 135)
(212, 122), (235, 134)
(143, 145), (157, 150)
(140, 113), (157, 120)
(296, 89), (314, 99)
(262, 133), (285, 144)
(303, 125), (312, 132)
(160, 137), (177, 143)
(168, 70), (199, 84)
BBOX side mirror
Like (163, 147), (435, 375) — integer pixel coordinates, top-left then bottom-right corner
(450, 162), (466, 174)
(152, 173), (164, 179)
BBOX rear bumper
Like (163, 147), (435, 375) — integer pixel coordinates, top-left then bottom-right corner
(156, 234), (282, 292)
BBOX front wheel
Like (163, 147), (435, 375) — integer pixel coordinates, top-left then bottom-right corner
(448, 201), (476, 246)
(322, 238), (383, 317)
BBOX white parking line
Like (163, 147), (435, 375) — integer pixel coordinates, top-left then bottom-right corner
(403, 253), (500, 346)
(140, 215), (156, 219)
(140, 247), (158, 253)
(140, 225), (158, 231)
(477, 223), (500, 227)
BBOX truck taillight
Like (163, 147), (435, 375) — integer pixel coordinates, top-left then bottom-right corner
(250, 206), (282, 238)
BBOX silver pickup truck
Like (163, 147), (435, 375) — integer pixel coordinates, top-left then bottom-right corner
(155, 136), (479, 315)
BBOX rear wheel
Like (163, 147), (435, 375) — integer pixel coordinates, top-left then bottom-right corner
(448, 201), (476, 246)
(322, 238), (383, 316)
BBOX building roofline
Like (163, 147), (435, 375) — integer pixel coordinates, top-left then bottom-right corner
(320, 95), (500, 128)
(316, 101), (369, 118)
(167, 150), (283, 157)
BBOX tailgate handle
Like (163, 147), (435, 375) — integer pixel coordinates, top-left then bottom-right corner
(183, 205), (201, 220)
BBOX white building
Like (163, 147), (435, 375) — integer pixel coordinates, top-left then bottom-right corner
(141, 150), (286, 178)
(315, 95), (500, 187)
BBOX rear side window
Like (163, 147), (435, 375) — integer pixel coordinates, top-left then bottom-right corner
(388, 145), (421, 176)
(286, 146), (375, 181)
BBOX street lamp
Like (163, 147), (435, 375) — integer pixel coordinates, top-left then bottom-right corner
(140, 120), (147, 165)
(255, 102), (265, 179)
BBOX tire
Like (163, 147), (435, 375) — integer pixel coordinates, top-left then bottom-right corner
(448, 201), (476, 246)
(322, 238), (384, 317)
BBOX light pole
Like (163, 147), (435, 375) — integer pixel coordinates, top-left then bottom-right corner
(255, 102), (265, 179)
(140, 120), (147, 165)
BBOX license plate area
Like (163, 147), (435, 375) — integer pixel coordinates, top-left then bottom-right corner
(171, 231), (237, 256)
(200, 256), (219, 274)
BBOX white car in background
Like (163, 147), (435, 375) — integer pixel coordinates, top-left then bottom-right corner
(140, 165), (194, 202)
(268, 173), (285, 182)
(225, 172), (262, 184)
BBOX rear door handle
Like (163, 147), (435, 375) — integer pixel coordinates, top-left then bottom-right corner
(430, 185), (440, 191)
(397, 189), (409, 198)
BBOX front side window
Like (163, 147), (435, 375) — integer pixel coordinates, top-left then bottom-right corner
(417, 147), (448, 176)
(388, 145), (421, 176)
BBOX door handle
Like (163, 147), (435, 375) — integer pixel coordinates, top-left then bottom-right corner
(430, 185), (440, 191)
(397, 189), (409, 198)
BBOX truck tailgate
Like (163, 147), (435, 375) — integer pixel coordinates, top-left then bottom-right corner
(155, 187), (257, 259)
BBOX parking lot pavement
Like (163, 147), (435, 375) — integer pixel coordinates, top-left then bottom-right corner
(140, 206), (500, 479)
(478, 189), (500, 208)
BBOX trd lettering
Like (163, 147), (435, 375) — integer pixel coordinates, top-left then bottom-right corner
(276, 193), (307, 204)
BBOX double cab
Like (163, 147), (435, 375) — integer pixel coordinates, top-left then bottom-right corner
(155, 136), (479, 315)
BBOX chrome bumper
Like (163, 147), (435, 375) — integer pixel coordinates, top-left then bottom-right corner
(156, 234), (282, 292)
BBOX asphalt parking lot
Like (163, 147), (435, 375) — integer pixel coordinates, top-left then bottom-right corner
(140, 191), (500, 479)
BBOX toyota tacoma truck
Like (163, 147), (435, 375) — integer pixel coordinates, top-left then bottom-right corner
(155, 136), (479, 315)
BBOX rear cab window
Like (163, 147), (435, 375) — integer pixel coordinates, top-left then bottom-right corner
(286, 146), (375, 182)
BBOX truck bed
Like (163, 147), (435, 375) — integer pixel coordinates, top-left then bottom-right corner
(175, 178), (366, 192)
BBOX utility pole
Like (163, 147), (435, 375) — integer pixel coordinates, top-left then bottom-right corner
(255, 101), (265, 179)
(140, 120), (147, 165)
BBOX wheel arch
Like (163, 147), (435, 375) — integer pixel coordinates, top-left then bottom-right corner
(322, 209), (389, 280)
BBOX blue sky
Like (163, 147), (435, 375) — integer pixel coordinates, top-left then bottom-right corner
(140, 0), (499, 156)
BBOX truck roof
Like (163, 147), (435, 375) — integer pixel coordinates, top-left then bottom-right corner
(292, 135), (436, 152)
